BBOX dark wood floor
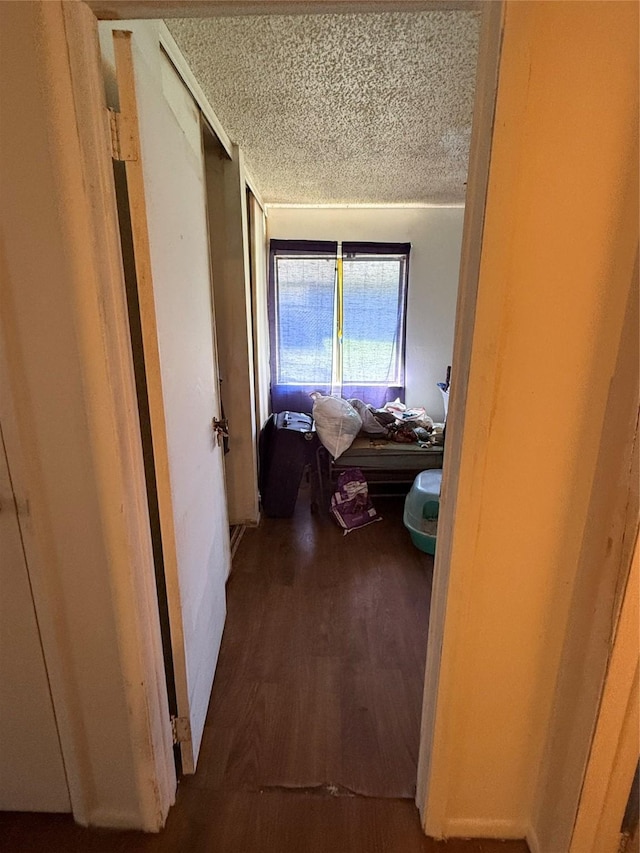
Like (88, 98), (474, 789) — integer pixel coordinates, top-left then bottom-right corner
(0, 795), (530, 853)
(0, 492), (529, 853)
(198, 490), (432, 799)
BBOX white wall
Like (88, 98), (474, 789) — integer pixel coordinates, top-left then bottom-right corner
(266, 206), (464, 421)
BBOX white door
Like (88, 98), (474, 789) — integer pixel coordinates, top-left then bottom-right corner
(104, 26), (231, 773)
(0, 422), (70, 810)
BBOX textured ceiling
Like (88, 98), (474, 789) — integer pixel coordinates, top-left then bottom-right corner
(168, 11), (481, 204)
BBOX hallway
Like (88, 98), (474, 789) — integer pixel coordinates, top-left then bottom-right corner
(0, 494), (529, 852)
(197, 491), (432, 799)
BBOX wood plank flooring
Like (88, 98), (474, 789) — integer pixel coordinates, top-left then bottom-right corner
(199, 491), (432, 799)
(0, 491), (530, 852)
(0, 795), (530, 853)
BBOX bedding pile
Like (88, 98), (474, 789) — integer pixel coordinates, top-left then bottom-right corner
(310, 393), (362, 459)
(311, 393), (444, 459)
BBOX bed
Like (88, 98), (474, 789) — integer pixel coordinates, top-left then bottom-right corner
(314, 436), (444, 509)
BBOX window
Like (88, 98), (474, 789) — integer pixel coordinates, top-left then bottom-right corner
(268, 240), (410, 413)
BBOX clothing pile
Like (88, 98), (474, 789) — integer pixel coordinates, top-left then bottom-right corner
(351, 397), (444, 448)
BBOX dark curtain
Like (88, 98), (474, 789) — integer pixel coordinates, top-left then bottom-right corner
(268, 240), (410, 414)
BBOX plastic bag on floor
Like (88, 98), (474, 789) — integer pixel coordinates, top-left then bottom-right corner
(330, 468), (382, 535)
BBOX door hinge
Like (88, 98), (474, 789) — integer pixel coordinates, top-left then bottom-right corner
(107, 107), (138, 162)
(170, 715), (191, 745)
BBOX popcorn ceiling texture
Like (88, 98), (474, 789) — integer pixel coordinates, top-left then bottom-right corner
(168, 12), (480, 204)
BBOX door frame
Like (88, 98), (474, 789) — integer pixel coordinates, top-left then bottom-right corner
(569, 535), (639, 853)
(0, 0), (176, 828)
(61, 0), (179, 823)
(48, 0), (637, 837)
(106, 25), (197, 775)
(59, 0), (503, 828)
(415, 0), (503, 820)
(66, 0), (504, 820)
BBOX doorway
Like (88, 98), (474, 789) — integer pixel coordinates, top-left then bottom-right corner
(3, 0), (638, 843)
(98, 0), (489, 801)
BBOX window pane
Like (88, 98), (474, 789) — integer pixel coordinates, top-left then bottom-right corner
(275, 256), (335, 384)
(342, 257), (404, 384)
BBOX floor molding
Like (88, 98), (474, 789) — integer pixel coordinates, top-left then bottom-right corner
(444, 818), (527, 840)
(230, 524), (246, 560)
(526, 823), (543, 853)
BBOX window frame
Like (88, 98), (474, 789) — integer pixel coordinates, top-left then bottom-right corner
(341, 241), (410, 391)
(268, 239), (410, 413)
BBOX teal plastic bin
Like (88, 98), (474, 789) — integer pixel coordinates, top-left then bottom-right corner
(403, 469), (443, 555)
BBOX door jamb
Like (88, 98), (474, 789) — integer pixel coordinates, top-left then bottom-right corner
(73, 0), (640, 839)
(3, 0), (177, 827)
(569, 534), (639, 853)
(64, 0), (503, 829)
(108, 26), (197, 775)
(62, 1), (178, 821)
(415, 0), (504, 825)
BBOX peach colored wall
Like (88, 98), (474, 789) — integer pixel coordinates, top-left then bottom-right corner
(422, 0), (638, 842)
(0, 370), (70, 812)
(4, 0), (637, 837)
(0, 1), (174, 828)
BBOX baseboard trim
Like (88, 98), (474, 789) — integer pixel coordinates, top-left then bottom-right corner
(230, 524), (246, 559)
(444, 818), (527, 840)
(85, 807), (162, 832)
(526, 823), (543, 853)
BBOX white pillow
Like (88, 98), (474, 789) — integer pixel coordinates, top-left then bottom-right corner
(311, 394), (362, 459)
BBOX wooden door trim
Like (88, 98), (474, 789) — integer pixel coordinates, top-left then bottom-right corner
(74, 0), (504, 829)
(111, 28), (196, 774)
(61, 3), (178, 823)
(569, 534), (639, 853)
(0, 0), (177, 828)
(200, 117), (233, 576)
(86, 1), (484, 19)
(158, 21), (233, 160)
(415, 0), (504, 831)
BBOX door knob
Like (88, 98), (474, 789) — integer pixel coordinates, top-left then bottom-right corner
(212, 417), (229, 447)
